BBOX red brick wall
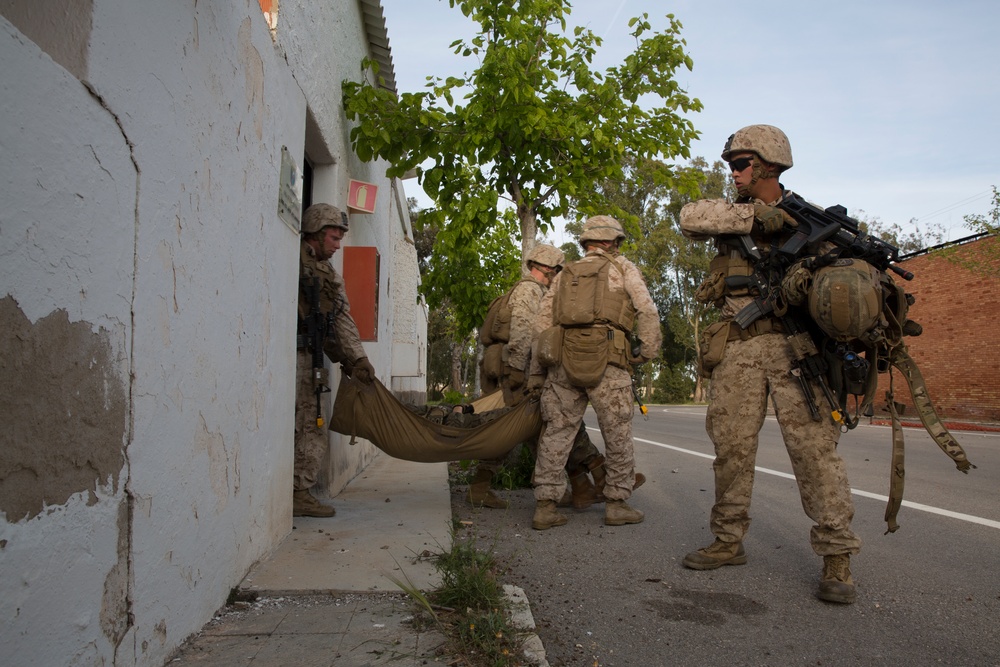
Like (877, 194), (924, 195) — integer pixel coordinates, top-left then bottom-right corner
(873, 235), (1000, 421)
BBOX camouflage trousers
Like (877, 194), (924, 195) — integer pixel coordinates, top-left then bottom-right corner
(534, 364), (636, 502)
(706, 332), (861, 556)
(294, 351), (328, 491)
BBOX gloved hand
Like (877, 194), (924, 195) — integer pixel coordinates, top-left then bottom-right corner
(753, 203), (798, 235)
(506, 366), (526, 391)
(526, 374), (545, 391)
(352, 357), (376, 384)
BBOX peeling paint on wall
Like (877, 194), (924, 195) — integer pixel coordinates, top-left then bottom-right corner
(0, 296), (128, 522)
(100, 498), (132, 647)
(238, 17), (265, 141)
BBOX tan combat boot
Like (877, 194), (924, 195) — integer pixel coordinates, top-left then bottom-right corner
(604, 499), (644, 526)
(682, 539), (747, 570)
(532, 500), (568, 530)
(293, 489), (335, 517)
(817, 554), (857, 604)
(467, 468), (508, 509)
(569, 470), (598, 509)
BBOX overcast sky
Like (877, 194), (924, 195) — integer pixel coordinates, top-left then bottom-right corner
(379, 0), (999, 245)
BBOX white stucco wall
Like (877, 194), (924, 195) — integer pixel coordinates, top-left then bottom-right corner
(0, 1), (425, 665)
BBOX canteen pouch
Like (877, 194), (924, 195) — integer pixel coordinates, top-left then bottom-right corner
(482, 344), (504, 380)
(536, 325), (563, 368)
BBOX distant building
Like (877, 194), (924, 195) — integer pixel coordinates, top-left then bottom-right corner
(0, 1), (425, 664)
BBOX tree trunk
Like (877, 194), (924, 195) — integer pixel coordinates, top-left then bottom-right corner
(450, 339), (463, 395)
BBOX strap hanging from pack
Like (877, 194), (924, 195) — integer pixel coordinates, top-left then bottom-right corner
(880, 344), (976, 533)
(884, 382), (906, 534)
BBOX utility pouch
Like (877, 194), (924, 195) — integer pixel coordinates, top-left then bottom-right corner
(699, 321), (731, 377)
(608, 328), (629, 369)
(562, 328), (609, 387)
(482, 344), (504, 380)
(536, 325), (563, 368)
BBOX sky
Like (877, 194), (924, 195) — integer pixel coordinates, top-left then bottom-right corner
(378, 0), (1000, 246)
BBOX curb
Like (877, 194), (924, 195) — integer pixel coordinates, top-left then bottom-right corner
(504, 584), (550, 667)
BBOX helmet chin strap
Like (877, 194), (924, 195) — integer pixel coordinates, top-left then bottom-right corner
(737, 159), (771, 198)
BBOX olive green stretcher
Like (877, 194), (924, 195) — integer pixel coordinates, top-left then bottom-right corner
(329, 376), (541, 463)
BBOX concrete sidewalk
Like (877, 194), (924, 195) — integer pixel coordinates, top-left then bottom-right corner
(168, 455), (458, 666)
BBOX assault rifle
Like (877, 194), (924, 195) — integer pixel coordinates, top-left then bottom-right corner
(721, 192), (915, 430)
(303, 276), (331, 427)
(727, 192), (914, 331)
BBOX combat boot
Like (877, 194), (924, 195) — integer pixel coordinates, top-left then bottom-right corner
(592, 463), (645, 501)
(293, 489), (335, 517)
(604, 499), (644, 526)
(817, 554), (856, 604)
(532, 500), (568, 530)
(569, 470), (598, 509)
(467, 468), (508, 509)
(682, 539), (747, 570)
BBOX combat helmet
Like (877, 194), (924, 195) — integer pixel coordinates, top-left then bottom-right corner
(526, 243), (565, 269)
(808, 259), (882, 342)
(301, 203), (349, 235)
(579, 215), (626, 244)
(722, 124), (793, 170)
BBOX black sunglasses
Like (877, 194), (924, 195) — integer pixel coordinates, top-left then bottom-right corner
(727, 156), (754, 172)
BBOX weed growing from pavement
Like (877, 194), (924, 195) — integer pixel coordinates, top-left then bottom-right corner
(390, 471), (523, 667)
(431, 523), (521, 666)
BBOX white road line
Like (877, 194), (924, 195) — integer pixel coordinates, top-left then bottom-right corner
(629, 435), (1000, 531)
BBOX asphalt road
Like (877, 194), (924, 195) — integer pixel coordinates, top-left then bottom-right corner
(451, 405), (1000, 667)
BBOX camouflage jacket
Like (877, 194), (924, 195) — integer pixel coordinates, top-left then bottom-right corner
(298, 243), (366, 364)
(504, 276), (547, 374)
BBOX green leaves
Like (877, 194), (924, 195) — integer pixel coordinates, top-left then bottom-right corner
(342, 0), (704, 341)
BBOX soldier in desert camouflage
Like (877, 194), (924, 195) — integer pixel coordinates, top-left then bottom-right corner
(678, 125), (860, 604)
(469, 243), (618, 509)
(530, 217), (662, 529)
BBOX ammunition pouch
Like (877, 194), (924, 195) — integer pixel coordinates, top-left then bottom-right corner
(607, 328), (629, 370)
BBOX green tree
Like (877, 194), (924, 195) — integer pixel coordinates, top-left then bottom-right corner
(964, 185), (1000, 236)
(412, 201), (521, 397)
(343, 0), (702, 291)
(853, 211), (946, 254)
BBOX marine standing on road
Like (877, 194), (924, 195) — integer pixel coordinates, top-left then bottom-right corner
(530, 217), (662, 529)
(295, 203), (376, 517)
(678, 125), (861, 604)
(470, 243), (608, 510)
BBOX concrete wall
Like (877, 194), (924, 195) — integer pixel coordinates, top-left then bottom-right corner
(0, 1), (425, 665)
(875, 235), (1000, 422)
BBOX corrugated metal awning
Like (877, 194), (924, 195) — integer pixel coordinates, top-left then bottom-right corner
(359, 0), (397, 94)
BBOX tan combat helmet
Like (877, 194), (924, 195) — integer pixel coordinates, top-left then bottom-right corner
(722, 124), (793, 170)
(526, 243), (565, 269)
(579, 215), (626, 244)
(301, 203), (349, 235)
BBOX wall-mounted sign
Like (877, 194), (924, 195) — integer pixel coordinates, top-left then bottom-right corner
(347, 179), (378, 214)
(277, 146), (302, 233)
